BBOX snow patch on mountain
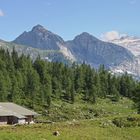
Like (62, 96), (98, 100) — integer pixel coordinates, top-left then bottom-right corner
(112, 36), (140, 56)
(102, 31), (140, 56)
(102, 31), (140, 78)
(111, 56), (140, 78)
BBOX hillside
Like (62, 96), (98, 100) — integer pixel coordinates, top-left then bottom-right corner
(0, 40), (72, 64)
(0, 44), (140, 140)
(38, 97), (137, 122)
(0, 47), (140, 115)
(0, 98), (140, 140)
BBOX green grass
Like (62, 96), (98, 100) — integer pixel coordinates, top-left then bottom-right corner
(0, 97), (140, 140)
(38, 97), (137, 122)
(0, 119), (140, 140)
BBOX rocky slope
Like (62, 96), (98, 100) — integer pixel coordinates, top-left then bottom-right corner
(66, 32), (133, 67)
(0, 40), (72, 64)
(108, 35), (140, 78)
(13, 25), (75, 61)
(111, 36), (140, 56)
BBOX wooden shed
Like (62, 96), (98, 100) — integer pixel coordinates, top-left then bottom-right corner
(0, 102), (38, 125)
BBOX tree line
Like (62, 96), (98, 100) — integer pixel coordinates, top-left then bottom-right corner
(0, 48), (140, 113)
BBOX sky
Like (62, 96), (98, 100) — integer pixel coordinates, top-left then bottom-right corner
(0, 0), (140, 41)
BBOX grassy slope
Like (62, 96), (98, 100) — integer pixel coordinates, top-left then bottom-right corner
(0, 97), (140, 140)
(38, 97), (137, 122)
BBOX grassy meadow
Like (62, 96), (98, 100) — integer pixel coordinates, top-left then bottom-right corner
(0, 98), (140, 140)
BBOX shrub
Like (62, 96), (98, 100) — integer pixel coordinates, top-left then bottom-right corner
(112, 116), (140, 127)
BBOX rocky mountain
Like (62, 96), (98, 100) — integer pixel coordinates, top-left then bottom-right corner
(66, 32), (134, 67)
(111, 36), (140, 56)
(108, 35), (140, 78)
(0, 40), (72, 64)
(110, 55), (140, 81)
(13, 25), (75, 61)
(13, 25), (134, 68)
(13, 24), (64, 50)
(1, 25), (138, 77)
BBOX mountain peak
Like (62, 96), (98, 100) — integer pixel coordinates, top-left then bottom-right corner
(32, 24), (46, 32)
(80, 32), (91, 36)
(79, 32), (95, 38)
(13, 24), (65, 50)
(74, 32), (99, 42)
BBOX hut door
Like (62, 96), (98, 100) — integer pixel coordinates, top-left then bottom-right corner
(7, 116), (13, 124)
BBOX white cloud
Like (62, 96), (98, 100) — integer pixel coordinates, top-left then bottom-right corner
(101, 31), (127, 41)
(0, 9), (4, 17)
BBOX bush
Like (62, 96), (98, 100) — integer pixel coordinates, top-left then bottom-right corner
(112, 116), (140, 127)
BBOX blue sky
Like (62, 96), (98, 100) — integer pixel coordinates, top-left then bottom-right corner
(0, 0), (140, 41)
